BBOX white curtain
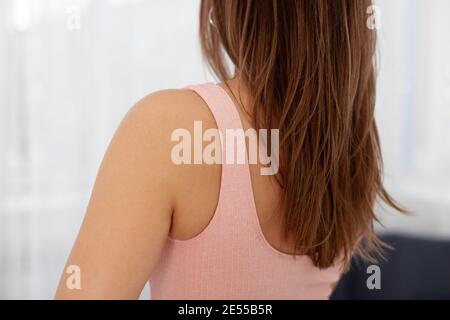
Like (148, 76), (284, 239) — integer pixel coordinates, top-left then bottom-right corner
(0, 0), (449, 299)
(375, 0), (450, 236)
(0, 0), (208, 299)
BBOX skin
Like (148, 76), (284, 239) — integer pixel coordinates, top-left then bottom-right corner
(54, 79), (327, 300)
(55, 89), (184, 299)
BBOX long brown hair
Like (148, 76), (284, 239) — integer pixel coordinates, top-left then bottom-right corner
(199, 0), (405, 269)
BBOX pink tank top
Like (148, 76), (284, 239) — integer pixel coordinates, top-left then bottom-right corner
(149, 83), (343, 300)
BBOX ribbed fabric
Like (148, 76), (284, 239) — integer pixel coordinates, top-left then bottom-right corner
(149, 83), (343, 300)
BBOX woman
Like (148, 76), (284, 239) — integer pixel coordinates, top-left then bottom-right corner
(56, 0), (403, 300)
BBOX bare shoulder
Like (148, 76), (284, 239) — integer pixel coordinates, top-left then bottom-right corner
(111, 87), (217, 172)
(112, 87), (218, 203)
(127, 88), (216, 132)
(55, 88), (216, 299)
(124, 88), (221, 239)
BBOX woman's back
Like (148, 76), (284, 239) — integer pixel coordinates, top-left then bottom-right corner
(150, 82), (343, 299)
(168, 80), (295, 259)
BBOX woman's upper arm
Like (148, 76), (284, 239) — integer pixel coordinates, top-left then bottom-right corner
(55, 91), (182, 299)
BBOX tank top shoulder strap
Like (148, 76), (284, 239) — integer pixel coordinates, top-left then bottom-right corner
(187, 83), (243, 131)
(186, 83), (258, 229)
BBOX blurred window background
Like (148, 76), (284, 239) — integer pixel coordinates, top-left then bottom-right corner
(0, 0), (449, 299)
